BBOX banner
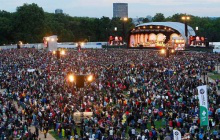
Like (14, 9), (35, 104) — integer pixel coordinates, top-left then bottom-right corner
(173, 130), (181, 140)
(197, 85), (209, 126)
(27, 69), (35, 72)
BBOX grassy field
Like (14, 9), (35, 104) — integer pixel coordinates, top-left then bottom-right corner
(209, 73), (220, 80)
(49, 127), (81, 140)
(49, 130), (65, 140)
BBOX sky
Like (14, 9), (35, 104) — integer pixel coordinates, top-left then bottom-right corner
(0, 0), (219, 18)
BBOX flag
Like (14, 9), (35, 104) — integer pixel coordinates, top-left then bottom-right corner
(173, 130), (181, 140)
(197, 85), (209, 126)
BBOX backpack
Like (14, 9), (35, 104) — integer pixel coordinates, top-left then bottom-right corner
(149, 131), (153, 137)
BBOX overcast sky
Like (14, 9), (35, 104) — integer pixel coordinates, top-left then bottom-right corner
(0, 0), (219, 18)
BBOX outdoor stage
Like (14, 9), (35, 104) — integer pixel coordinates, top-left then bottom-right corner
(128, 22), (196, 50)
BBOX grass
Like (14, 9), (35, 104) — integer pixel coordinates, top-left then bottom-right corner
(209, 73), (220, 80)
(49, 127), (81, 140)
(49, 130), (65, 140)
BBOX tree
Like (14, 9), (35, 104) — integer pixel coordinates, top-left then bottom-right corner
(13, 3), (45, 43)
(152, 13), (165, 22)
(142, 18), (150, 23)
(0, 11), (13, 44)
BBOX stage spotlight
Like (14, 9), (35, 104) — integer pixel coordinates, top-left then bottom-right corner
(171, 49), (175, 53)
(161, 49), (165, 54)
(68, 74), (75, 83)
(52, 51), (56, 55)
(87, 75), (93, 82)
(61, 50), (66, 55)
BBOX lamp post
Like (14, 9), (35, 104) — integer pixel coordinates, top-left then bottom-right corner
(52, 49), (66, 72)
(181, 15), (190, 47)
(52, 49), (66, 59)
(114, 27), (117, 36)
(122, 17), (128, 45)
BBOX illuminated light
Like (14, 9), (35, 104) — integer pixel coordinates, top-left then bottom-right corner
(46, 37), (49, 41)
(164, 27), (167, 30)
(171, 49), (175, 53)
(76, 43), (78, 46)
(123, 17), (128, 21)
(60, 50), (66, 55)
(150, 26), (152, 29)
(157, 26), (160, 29)
(87, 75), (93, 82)
(19, 41), (23, 45)
(81, 42), (84, 46)
(114, 27), (117, 31)
(143, 26), (146, 29)
(51, 38), (55, 42)
(68, 74), (75, 83)
(160, 49), (165, 54)
(182, 16), (190, 20)
(169, 28), (171, 31)
(52, 51), (56, 55)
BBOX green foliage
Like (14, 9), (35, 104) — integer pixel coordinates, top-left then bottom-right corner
(13, 3), (45, 43)
(142, 18), (150, 23)
(0, 3), (134, 45)
(209, 73), (220, 80)
(0, 11), (14, 44)
(152, 13), (165, 22)
(0, 3), (220, 45)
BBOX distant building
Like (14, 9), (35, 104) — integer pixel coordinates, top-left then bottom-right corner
(113, 3), (128, 18)
(55, 9), (63, 14)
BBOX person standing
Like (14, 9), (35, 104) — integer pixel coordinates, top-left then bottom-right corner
(35, 126), (39, 138)
(43, 127), (47, 138)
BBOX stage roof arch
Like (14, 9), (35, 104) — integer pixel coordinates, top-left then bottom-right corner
(136, 22), (196, 40)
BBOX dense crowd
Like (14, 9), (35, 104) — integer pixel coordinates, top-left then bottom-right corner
(1, 48), (220, 140)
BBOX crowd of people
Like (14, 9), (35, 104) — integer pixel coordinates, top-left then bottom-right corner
(0, 48), (220, 140)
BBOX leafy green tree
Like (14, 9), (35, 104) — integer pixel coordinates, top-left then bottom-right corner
(0, 11), (13, 44)
(142, 18), (150, 23)
(152, 13), (165, 22)
(13, 3), (45, 43)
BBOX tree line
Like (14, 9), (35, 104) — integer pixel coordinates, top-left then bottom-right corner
(0, 3), (219, 45)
